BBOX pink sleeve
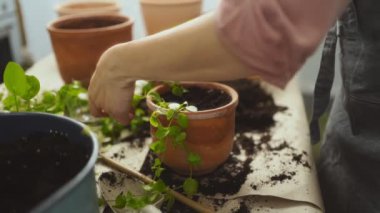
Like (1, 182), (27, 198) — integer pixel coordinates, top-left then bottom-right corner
(217, 0), (348, 88)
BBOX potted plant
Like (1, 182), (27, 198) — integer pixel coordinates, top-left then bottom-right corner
(55, 1), (121, 17)
(47, 13), (133, 87)
(0, 62), (99, 213)
(146, 82), (238, 176)
(139, 0), (202, 35)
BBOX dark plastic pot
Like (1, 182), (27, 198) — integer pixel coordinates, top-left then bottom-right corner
(0, 112), (99, 213)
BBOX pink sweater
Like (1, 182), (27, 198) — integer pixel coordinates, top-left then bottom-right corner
(217, 0), (348, 88)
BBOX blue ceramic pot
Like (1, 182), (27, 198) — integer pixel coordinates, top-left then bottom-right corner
(0, 112), (99, 213)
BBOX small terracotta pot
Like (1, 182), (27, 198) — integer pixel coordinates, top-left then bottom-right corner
(140, 0), (202, 35)
(48, 14), (133, 87)
(146, 82), (238, 175)
(56, 1), (121, 17)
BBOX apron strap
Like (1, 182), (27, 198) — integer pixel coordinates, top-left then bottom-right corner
(309, 24), (338, 144)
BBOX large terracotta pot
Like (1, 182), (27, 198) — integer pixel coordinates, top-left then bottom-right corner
(48, 14), (133, 87)
(140, 0), (202, 35)
(56, 1), (121, 17)
(146, 82), (238, 175)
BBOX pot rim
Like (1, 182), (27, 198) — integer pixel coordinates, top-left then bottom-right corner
(47, 13), (133, 34)
(1, 112), (100, 212)
(146, 81), (238, 119)
(140, 0), (202, 6)
(55, 1), (121, 14)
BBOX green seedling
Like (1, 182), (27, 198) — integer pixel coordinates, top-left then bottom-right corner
(148, 87), (201, 197)
(2, 61), (40, 111)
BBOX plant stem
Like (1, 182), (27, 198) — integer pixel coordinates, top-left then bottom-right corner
(13, 94), (19, 112)
(99, 155), (215, 213)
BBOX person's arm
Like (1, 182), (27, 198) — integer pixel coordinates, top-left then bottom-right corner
(89, 12), (252, 124)
(88, 0), (348, 124)
(216, 0), (349, 88)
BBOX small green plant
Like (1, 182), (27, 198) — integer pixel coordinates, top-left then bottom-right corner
(149, 89), (201, 197)
(112, 83), (201, 211)
(0, 61), (125, 145)
(2, 62), (40, 111)
(129, 81), (154, 135)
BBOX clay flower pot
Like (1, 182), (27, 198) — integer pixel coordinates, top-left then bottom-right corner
(48, 13), (133, 87)
(140, 0), (202, 35)
(146, 82), (238, 175)
(56, 1), (121, 17)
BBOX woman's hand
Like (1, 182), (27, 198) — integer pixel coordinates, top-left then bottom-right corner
(88, 45), (135, 125)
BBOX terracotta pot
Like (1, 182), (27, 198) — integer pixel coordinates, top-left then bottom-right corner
(140, 0), (202, 35)
(56, 1), (121, 17)
(48, 14), (133, 87)
(146, 82), (238, 175)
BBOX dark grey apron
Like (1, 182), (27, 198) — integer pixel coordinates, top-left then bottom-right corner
(310, 1), (380, 212)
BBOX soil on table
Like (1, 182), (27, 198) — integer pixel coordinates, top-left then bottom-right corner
(0, 132), (89, 213)
(224, 79), (287, 132)
(160, 86), (232, 111)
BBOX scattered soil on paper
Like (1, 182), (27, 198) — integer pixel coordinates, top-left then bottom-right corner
(224, 79), (287, 132)
(104, 79), (312, 212)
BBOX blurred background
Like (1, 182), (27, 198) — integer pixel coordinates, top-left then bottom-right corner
(0, 0), (341, 118)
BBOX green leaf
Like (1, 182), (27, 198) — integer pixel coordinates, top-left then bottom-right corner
(42, 91), (56, 105)
(183, 178), (199, 197)
(167, 126), (181, 137)
(21, 75), (40, 100)
(155, 127), (169, 139)
(151, 180), (167, 193)
(132, 94), (144, 108)
(113, 193), (127, 209)
(187, 152), (201, 166)
(134, 108), (146, 117)
(4, 62), (27, 96)
(2, 95), (16, 110)
(147, 192), (160, 203)
(177, 113), (189, 128)
(142, 184), (153, 192)
(151, 158), (165, 178)
(124, 191), (148, 210)
(150, 112), (159, 127)
(153, 158), (162, 167)
(174, 132), (187, 146)
(149, 140), (166, 154)
(171, 83), (187, 97)
(142, 81), (153, 95)
(148, 91), (162, 103)
(166, 109), (175, 120)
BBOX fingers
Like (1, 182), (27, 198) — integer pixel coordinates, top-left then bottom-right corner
(108, 108), (131, 125)
(88, 47), (136, 126)
(89, 99), (108, 117)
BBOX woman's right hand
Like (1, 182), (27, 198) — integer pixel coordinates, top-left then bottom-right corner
(88, 44), (136, 125)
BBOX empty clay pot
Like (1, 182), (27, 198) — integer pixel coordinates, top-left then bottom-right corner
(146, 82), (238, 175)
(56, 1), (121, 17)
(48, 14), (133, 87)
(140, 0), (202, 35)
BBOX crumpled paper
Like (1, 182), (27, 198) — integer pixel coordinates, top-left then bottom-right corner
(97, 79), (323, 213)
